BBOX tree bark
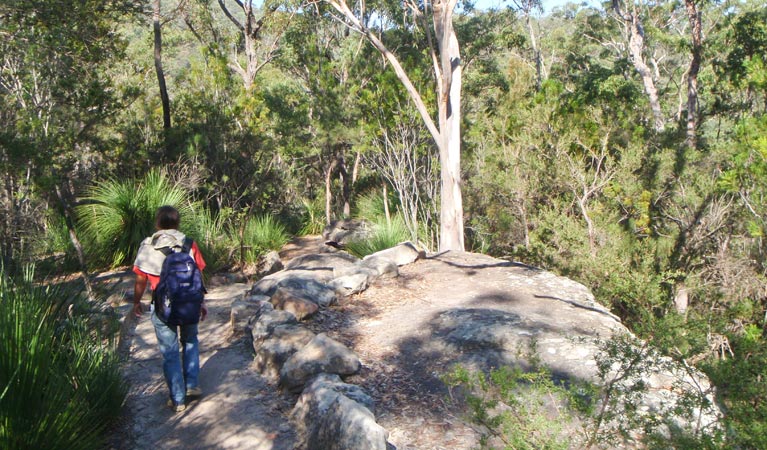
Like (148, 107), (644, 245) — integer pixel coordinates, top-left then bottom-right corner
(324, 157), (338, 224)
(433, 0), (465, 252)
(323, 0), (466, 251)
(613, 0), (664, 132)
(54, 185), (94, 301)
(153, 0), (171, 130)
(685, 0), (702, 149)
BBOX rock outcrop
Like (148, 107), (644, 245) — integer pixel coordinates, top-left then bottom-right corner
(234, 242), (721, 448)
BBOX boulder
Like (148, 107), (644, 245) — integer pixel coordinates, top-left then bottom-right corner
(253, 324), (316, 379)
(293, 374), (387, 450)
(250, 271), (338, 306)
(280, 333), (361, 392)
(322, 219), (371, 245)
(250, 307), (298, 350)
(365, 241), (423, 266)
(230, 294), (270, 334)
(333, 265), (378, 281)
(285, 252), (359, 272)
(329, 273), (370, 296)
(271, 287), (320, 321)
(360, 256), (399, 279)
(258, 250), (284, 277)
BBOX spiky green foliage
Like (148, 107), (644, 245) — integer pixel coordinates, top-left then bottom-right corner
(354, 189), (391, 221)
(232, 215), (289, 265)
(77, 169), (192, 268)
(184, 207), (234, 273)
(345, 216), (410, 258)
(0, 268), (126, 450)
(299, 197), (326, 236)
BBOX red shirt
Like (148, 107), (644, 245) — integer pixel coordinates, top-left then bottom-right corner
(132, 241), (207, 290)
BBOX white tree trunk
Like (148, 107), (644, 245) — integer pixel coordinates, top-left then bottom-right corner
(434, 0), (464, 252)
(323, 0), (466, 251)
(613, 1), (665, 132)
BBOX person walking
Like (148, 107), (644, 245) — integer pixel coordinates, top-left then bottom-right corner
(132, 205), (208, 412)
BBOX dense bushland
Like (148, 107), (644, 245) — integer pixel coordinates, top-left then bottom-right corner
(2, 0), (767, 446)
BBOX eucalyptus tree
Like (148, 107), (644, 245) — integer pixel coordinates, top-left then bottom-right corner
(0, 0), (140, 280)
(208, 0), (296, 91)
(610, 0), (665, 132)
(154, 0), (172, 131)
(314, 0), (466, 251)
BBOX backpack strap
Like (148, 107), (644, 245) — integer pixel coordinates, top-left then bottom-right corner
(158, 237), (194, 256)
(181, 237), (194, 253)
(182, 237), (207, 294)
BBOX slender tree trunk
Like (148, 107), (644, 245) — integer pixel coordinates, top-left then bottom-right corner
(383, 184), (391, 226)
(352, 151), (361, 184)
(685, 0), (702, 149)
(434, 0), (465, 252)
(324, 0), (465, 251)
(153, 0), (171, 130)
(337, 152), (351, 218)
(54, 185), (94, 300)
(325, 157), (338, 224)
(243, 0), (258, 90)
(613, 0), (664, 132)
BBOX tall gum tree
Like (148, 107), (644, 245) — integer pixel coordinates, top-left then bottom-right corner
(316, 0), (465, 251)
(612, 0), (665, 132)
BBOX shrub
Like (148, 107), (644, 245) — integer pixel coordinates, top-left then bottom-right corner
(231, 215), (289, 265)
(77, 169), (192, 268)
(705, 331), (767, 449)
(443, 364), (579, 450)
(299, 196), (326, 236)
(0, 268), (126, 450)
(345, 216), (410, 258)
(185, 207), (234, 273)
(354, 189), (390, 221)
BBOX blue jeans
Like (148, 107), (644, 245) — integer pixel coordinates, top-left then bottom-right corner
(151, 312), (200, 404)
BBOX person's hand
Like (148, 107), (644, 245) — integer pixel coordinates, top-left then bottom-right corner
(133, 303), (143, 318)
(200, 303), (208, 322)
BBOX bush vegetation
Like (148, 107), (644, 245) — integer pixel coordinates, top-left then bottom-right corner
(0, 269), (126, 449)
(2, 0), (767, 446)
(231, 214), (290, 265)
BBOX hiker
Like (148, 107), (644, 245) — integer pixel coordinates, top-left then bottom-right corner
(132, 205), (207, 412)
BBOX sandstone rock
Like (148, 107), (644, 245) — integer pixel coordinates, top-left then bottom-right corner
(329, 273), (370, 296)
(271, 287), (320, 321)
(258, 250), (284, 277)
(360, 256), (399, 279)
(293, 374), (386, 450)
(322, 219), (371, 245)
(432, 305), (720, 435)
(230, 295), (269, 334)
(280, 333), (361, 392)
(333, 264), (378, 280)
(250, 308), (298, 351)
(250, 270), (338, 305)
(365, 241), (423, 266)
(285, 252), (359, 272)
(253, 324), (316, 379)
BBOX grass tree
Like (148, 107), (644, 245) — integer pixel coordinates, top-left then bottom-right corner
(77, 169), (192, 268)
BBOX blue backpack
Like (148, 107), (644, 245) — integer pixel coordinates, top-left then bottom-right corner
(153, 237), (205, 326)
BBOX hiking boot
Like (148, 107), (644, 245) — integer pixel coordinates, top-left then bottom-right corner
(186, 386), (203, 398)
(167, 399), (186, 413)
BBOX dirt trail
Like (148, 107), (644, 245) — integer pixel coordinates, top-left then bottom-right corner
(112, 282), (298, 450)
